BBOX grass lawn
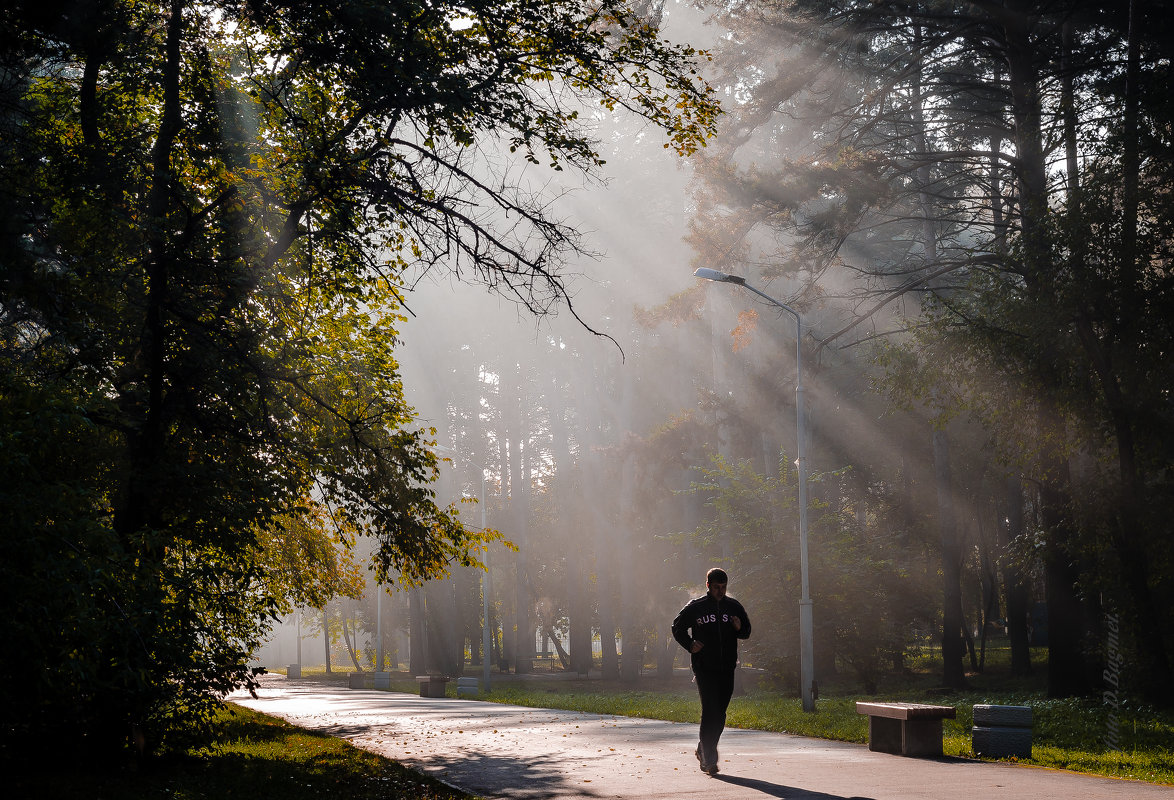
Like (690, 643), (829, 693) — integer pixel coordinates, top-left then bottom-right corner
(12, 704), (479, 800)
(466, 684), (1174, 784)
(281, 644), (1174, 786)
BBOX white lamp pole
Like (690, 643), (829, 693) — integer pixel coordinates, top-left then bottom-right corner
(694, 267), (816, 712)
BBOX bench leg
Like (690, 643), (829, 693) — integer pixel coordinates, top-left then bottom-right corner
(420, 681), (447, 698)
(868, 717), (945, 757)
(901, 719), (944, 757)
(868, 716), (903, 754)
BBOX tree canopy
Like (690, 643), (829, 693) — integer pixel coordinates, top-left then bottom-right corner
(0, 0), (718, 758)
(683, 0), (1174, 701)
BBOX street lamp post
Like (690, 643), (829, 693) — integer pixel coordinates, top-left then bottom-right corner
(694, 267), (816, 713)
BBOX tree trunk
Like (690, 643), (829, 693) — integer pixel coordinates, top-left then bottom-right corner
(461, 568), (479, 667)
(1061, 22), (1081, 221)
(1121, 0), (1140, 276)
(619, 454), (641, 682)
(962, 616), (978, 673)
(976, 507), (999, 673)
(568, 496), (593, 674)
(599, 607), (619, 680)
(381, 597), (399, 672)
(491, 603), (505, 670)
(409, 588), (427, 675)
(114, 0), (185, 547)
(1041, 481), (1091, 698)
(595, 458), (620, 680)
(989, 61), (1007, 254)
(597, 488), (620, 682)
(657, 631), (676, 680)
(543, 625), (570, 669)
(933, 428), (967, 689)
(1003, 5), (1091, 700)
(496, 404), (514, 672)
(547, 368), (592, 676)
(507, 368), (534, 674)
(1003, 9), (1049, 266)
(427, 578), (463, 676)
(323, 607), (332, 673)
(1000, 478), (1032, 676)
(341, 608), (362, 671)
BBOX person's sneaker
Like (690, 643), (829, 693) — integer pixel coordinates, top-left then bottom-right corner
(706, 747), (720, 775)
(696, 744), (719, 775)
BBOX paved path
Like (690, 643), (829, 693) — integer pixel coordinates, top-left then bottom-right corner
(229, 675), (1172, 799)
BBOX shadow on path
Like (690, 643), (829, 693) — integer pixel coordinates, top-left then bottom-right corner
(712, 773), (877, 800)
(409, 750), (610, 799)
(318, 722), (382, 738)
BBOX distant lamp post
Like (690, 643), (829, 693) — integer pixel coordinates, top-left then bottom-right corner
(694, 267), (816, 713)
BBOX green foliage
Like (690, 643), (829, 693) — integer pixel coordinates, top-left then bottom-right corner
(682, 453), (934, 691)
(687, 0), (1174, 703)
(256, 503), (366, 614)
(0, 0), (717, 760)
(8, 705), (474, 800)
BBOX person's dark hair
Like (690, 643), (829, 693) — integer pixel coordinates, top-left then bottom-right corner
(706, 567), (728, 585)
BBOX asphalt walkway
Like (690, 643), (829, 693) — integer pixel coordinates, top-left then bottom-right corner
(228, 674), (1172, 799)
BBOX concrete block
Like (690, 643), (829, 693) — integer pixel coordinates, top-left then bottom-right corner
(973, 725), (1033, 758)
(972, 704), (1032, 728)
(417, 676), (449, 697)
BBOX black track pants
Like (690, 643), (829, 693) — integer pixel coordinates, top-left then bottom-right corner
(695, 669), (735, 765)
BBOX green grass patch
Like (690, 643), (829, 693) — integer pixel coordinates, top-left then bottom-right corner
(485, 687), (702, 723)
(281, 652), (1174, 785)
(277, 665), (357, 681)
(464, 679), (1173, 785)
(11, 704), (478, 800)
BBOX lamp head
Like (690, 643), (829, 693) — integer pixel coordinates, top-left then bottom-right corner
(693, 267), (746, 285)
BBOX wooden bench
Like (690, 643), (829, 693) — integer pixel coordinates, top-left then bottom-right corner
(416, 675), (449, 698)
(856, 702), (956, 757)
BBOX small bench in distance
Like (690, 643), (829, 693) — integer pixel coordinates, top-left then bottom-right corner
(416, 675), (450, 698)
(856, 701), (956, 757)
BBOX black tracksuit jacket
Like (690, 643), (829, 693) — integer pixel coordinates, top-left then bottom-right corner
(671, 592), (751, 674)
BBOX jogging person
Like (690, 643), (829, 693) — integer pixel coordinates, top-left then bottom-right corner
(671, 567), (751, 775)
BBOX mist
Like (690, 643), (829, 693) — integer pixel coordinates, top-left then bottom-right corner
(252, 1), (957, 688)
(255, 0), (1174, 710)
